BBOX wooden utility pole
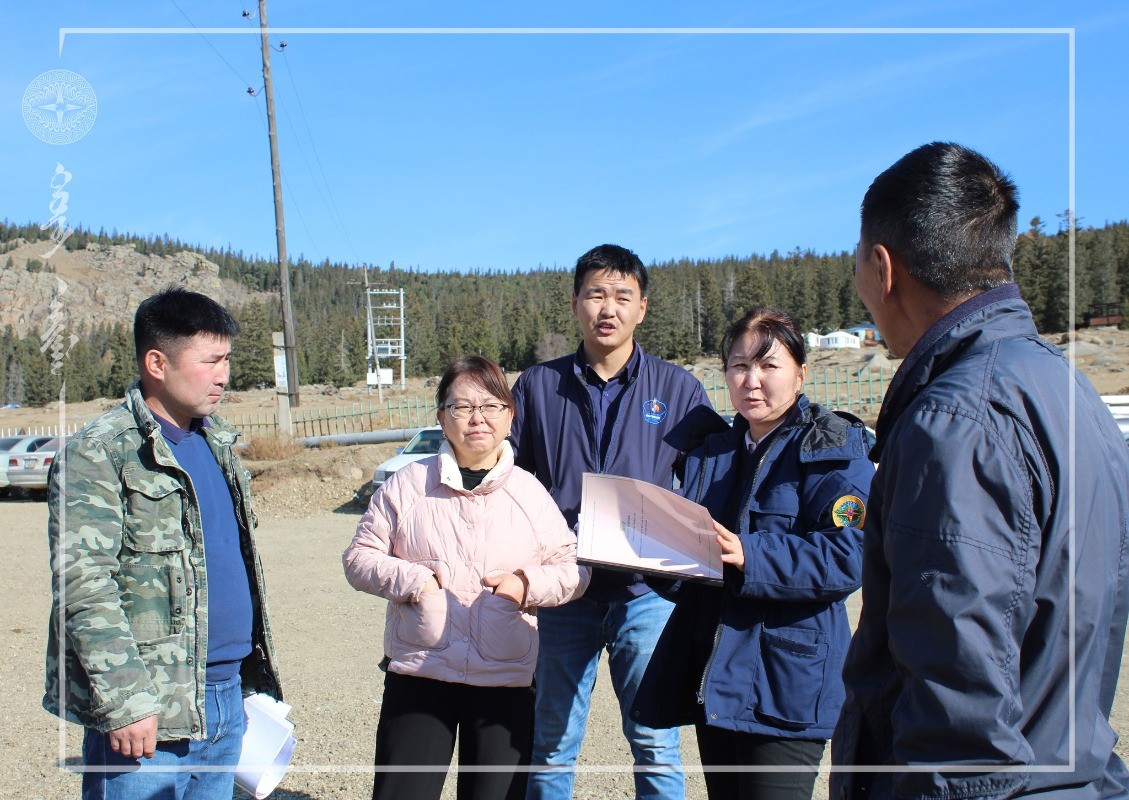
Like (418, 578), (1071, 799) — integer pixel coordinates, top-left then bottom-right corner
(257, 0), (299, 408)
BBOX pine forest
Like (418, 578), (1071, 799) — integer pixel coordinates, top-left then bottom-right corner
(1, 216), (1126, 407)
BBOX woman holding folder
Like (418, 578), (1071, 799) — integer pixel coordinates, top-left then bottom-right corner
(344, 355), (587, 800)
(637, 308), (874, 800)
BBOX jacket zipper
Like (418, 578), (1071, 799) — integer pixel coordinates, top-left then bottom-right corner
(603, 373), (638, 473)
(571, 370), (603, 471)
(573, 363), (638, 474)
(697, 622), (724, 705)
(695, 426), (785, 706)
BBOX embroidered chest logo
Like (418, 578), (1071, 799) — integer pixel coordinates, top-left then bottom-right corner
(832, 495), (866, 528)
(641, 397), (667, 425)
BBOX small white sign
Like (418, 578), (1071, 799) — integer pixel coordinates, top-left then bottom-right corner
(367, 368), (393, 387)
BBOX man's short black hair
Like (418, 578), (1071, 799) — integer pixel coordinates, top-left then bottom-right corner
(134, 286), (241, 361)
(861, 142), (1019, 300)
(572, 244), (649, 297)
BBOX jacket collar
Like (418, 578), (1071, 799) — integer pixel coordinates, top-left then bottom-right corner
(437, 439), (514, 494)
(125, 382), (240, 450)
(873, 283), (1034, 461)
(725, 394), (864, 463)
(571, 340), (643, 385)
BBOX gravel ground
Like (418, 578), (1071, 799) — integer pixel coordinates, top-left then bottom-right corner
(4, 497), (1127, 800)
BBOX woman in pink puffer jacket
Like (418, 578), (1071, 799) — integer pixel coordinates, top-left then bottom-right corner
(344, 355), (588, 800)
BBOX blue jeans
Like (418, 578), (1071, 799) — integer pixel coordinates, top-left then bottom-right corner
(82, 674), (245, 800)
(528, 591), (684, 800)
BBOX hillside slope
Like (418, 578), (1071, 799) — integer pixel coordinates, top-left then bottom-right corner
(0, 240), (272, 337)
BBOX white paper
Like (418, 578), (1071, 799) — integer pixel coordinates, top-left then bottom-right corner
(235, 693), (297, 799)
(578, 473), (723, 583)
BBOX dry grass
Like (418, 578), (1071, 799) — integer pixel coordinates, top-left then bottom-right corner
(239, 433), (305, 461)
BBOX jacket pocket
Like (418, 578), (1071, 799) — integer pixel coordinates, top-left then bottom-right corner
(118, 562), (189, 642)
(395, 589), (451, 650)
(472, 592), (534, 662)
(137, 633), (192, 729)
(119, 469), (189, 643)
(750, 626), (828, 728)
(122, 466), (187, 552)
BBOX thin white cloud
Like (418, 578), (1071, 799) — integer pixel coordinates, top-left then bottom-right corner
(699, 32), (1057, 157)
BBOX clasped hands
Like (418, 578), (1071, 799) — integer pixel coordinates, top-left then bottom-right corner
(420, 572), (527, 604)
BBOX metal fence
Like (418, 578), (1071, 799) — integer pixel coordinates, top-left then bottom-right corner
(1, 366), (895, 444)
(702, 364), (895, 418)
(233, 365), (892, 441)
(230, 396), (439, 441)
(0, 421), (88, 439)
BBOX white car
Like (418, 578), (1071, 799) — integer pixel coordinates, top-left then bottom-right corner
(8, 435), (62, 492)
(0, 435), (30, 494)
(2, 435), (55, 496)
(370, 426), (445, 491)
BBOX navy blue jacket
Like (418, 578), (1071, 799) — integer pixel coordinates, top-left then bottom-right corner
(510, 343), (713, 598)
(831, 285), (1129, 800)
(635, 395), (873, 739)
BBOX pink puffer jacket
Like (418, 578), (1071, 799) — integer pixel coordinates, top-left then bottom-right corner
(343, 440), (588, 687)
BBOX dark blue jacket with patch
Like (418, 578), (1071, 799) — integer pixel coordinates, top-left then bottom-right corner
(634, 395), (873, 739)
(510, 342), (712, 599)
(831, 285), (1129, 800)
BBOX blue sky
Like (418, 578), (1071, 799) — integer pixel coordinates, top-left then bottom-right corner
(2, 2), (1126, 272)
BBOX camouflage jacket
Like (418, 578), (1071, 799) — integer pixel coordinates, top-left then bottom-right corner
(44, 384), (282, 740)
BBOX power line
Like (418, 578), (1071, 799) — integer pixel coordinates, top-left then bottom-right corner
(270, 72), (339, 261)
(249, 79), (322, 260)
(167, 0), (254, 87)
(279, 50), (363, 264)
(239, 5), (354, 265)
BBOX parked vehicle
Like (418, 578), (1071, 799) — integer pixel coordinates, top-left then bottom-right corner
(369, 426), (445, 491)
(7, 436), (61, 493)
(0, 435), (32, 494)
(1102, 396), (1129, 446)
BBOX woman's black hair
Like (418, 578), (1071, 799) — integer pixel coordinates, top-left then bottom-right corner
(719, 307), (806, 368)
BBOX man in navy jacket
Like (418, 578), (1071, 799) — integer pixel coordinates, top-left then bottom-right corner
(831, 142), (1129, 799)
(512, 244), (712, 800)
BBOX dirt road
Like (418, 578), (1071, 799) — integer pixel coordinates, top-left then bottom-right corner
(3, 499), (1126, 799)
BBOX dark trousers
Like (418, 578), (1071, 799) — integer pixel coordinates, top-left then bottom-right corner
(695, 723), (825, 800)
(373, 670), (534, 800)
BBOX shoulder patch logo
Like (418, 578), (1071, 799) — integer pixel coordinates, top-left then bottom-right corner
(832, 495), (865, 528)
(642, 397), (668, 425)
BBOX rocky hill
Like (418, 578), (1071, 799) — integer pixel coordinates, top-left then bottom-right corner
(0, 240), (273, 337)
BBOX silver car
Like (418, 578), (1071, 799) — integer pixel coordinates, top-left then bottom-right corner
(370, 427), (445, 491)
(6, 435), (61, 493)
(0, 435), (31, 495)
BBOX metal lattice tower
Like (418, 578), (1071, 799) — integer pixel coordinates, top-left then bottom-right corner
(363, 269), (406, 394)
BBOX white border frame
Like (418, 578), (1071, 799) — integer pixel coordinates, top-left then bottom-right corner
(51, 25), (1078, 781)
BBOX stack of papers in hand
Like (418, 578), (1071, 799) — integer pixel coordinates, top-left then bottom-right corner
(235, 693), (297, 799)
(578, 473), (723, 584)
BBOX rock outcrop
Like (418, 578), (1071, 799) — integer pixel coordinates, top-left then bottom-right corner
(0, 241), (272, 337)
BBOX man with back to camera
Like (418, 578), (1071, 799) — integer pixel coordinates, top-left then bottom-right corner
(831, 142), (1129, 799)
(511, 243), (713, 800)
(45, 286), (283, 799)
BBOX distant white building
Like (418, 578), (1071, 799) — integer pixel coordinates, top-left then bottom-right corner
(818, 330), (861, 349)
(805, 332), (822, 350)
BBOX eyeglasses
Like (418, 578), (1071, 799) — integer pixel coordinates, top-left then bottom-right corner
(442, 403), (510, 420)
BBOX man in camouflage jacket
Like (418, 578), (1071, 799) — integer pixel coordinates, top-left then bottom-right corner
(45, 288), (282, 799)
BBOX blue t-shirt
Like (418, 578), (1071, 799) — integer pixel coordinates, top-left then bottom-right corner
(155, 413), (252, 684)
